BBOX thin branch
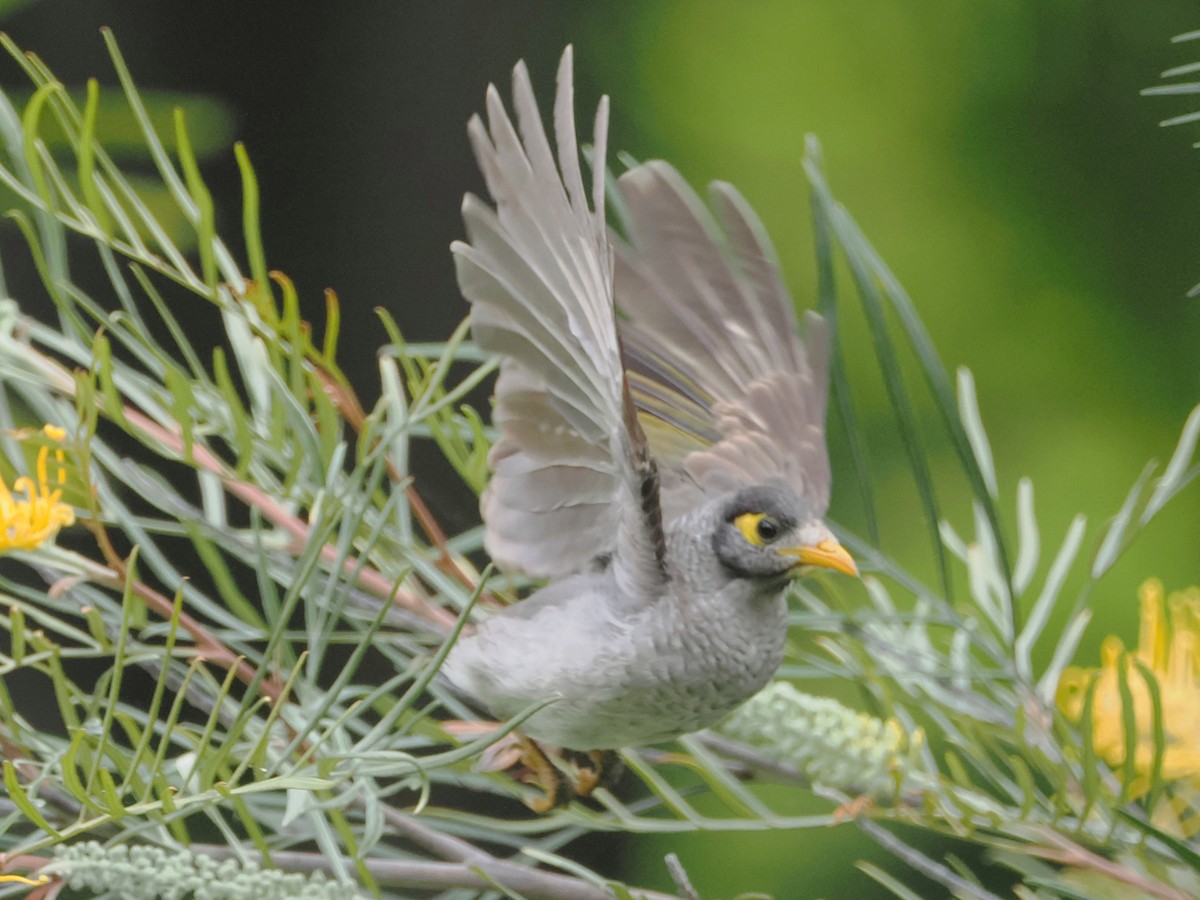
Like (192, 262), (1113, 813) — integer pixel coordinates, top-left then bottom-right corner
(187, 842), (682, 900)
(0, 737), (83, 824)
(664, 853), (700, 900)
(379, 806), (488, 865)
(118, 404), (458, 632)
(1023, 832), (1193, 900)
(856, 817), (1005, 900)
(79, 516), (288, 705)
(15, 338), (456, 632)
(315, 364), (500, 609)
(694, 731), (813, 785)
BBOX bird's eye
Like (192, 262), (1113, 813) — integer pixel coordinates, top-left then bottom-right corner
(733, 512), (782, 547)
(756, 517), (779, 542)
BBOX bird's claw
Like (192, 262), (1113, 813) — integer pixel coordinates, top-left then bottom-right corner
(567, 749), (622, 797)
(516, 740), (624, 812)
(517, 736), (569, 812)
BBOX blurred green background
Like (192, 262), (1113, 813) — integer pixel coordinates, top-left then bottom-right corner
(3, 1), (1199, 896)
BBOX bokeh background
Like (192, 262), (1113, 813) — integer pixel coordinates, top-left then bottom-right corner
(2, 1), (1199, 896)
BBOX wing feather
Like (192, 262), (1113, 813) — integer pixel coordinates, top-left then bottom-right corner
(454, 49), (666, 594)
(456, 49), (834, 583)
(709, 182), (801, 370)
(614, 164), (834, 518)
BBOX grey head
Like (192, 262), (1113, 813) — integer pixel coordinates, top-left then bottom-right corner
(710, 483), (857, 582)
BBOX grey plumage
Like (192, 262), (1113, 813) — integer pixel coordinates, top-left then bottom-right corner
(443, 47), (856, 752)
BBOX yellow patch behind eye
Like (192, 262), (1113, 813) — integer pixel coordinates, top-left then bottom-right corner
(734, 512), (767, 547)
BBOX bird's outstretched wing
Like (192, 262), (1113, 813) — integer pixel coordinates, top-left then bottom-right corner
(451, 48), (666, 596)
(614, 162), (833, 524)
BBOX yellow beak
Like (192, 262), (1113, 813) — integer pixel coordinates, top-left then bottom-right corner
(782, 538), (858, 577)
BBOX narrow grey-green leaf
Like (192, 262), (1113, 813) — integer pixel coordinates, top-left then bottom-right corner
(1013, 478), (1039, 595)
(1092, 461), (1155, 579)
(1141, 403), (1200, 523)
(1018, 514), (1086, 682)
(1037, 609), (1092, 703)
(957, 367), (997, 498)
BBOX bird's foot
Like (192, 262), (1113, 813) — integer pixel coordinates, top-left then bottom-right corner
(516, 736), (569, 813)
(566, 749), (623, 797)
(445, 722), (620, 811)
(515, 741), (625, 812)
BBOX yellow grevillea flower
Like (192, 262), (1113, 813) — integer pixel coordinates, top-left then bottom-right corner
(0, 424), (75, 553)
(1057, 579), (1200, 782)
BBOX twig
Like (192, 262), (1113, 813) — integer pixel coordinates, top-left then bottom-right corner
(188, 841), (682, 900)
(79, 516), (289, 705)
(693, 731), (813, 785)
(1023, 831), (1193, 900)
(22, 321), (457, 632)
(0, 737), (82, 824)
(316, 365), (496, 607)
(664, 853), (700, 900)
(118, 404), (457, 632)
(378, 805), (487, 865)
(856, 817), (1005, 900)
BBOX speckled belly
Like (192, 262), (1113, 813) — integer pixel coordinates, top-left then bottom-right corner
(520, 594), (789, 750)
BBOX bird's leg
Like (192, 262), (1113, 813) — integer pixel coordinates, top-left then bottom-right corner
(516, 735), (568, 813)
(567, 749), (624, 797)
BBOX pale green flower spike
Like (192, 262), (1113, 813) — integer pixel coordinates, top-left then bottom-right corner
(48, 842), (361, 900)
(719, 680), (924, 799)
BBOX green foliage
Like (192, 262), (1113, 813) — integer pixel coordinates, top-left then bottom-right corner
(1143, 28), (1200, 296)
(0, 28), (1197, 900)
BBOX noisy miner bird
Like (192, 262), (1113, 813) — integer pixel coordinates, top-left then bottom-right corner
(442, 47), (858, 809)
